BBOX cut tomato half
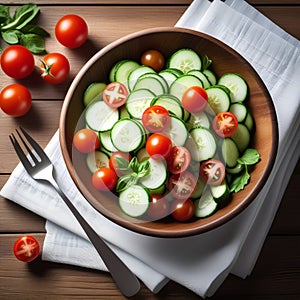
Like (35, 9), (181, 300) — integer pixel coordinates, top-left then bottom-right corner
(212, 111), (238, 138)
(142, 105), (170, 133)
(103, 82), (128, 108)
(199, 159), (225, 186)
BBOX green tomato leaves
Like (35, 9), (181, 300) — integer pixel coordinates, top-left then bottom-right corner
(0, 4), (49, 53)
(230, 148), (261, 193)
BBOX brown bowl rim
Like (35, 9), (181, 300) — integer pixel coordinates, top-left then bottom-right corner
(59, 27), (278, 238)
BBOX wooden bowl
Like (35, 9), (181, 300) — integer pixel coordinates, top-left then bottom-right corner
(59, 27), (278, 237)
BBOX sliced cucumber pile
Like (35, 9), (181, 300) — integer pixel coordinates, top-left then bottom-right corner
(78, 47), (259, 222)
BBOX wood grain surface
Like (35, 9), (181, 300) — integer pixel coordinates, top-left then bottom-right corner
(0, 1), (299, 299)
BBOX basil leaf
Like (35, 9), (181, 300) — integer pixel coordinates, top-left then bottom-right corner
(137, 159), (150, 178)
(21, 24), (50, 37)
(20, 33), (45, 54)
(116, 173), (138, 193)
(115, 156), (131, 173)
(237, 149), (260, 166)
(129, 157), (139, 173)
(2, 30), (20, 44)
(230, 168), (250, 193)
(2, 4), (39, 31)
(0, 5), (11, 24)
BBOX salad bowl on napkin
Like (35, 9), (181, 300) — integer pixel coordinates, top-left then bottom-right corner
(59, 27), (278, 238)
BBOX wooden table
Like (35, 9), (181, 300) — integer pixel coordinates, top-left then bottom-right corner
(0, 1), (299, 299)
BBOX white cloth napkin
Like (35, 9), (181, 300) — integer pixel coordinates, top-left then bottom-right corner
(1, 0), (299, 297)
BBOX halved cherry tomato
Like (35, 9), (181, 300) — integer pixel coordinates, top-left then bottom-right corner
(92, 167), (118, 191)
(199, 159), (225, 186)
(168, 171), (197, 200)
(0, 45), (34, 79)
(55, 14), (88, 48)
(212, 111), (238, 138)
(146, 133), (172, 160)
(167, 146), (191, 174)
(142, 105), (170, 133)
(0, 84), (32, 117)
(171, 198), (195, 222)
(140, 49), (165, 72)
(40, 53), (70, 84)
(103, 82), (128, 108)
(181, 86), (208, 113)
(13, 236), (40, 262)
(147, 194), (170, 220)
(109, 151), (132, 177)
(73, 128), (100, 153)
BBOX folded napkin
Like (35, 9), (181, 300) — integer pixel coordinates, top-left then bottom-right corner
(1, 0), (299, 297)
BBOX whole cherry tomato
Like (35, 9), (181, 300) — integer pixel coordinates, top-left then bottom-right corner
(0, 84), (32, 117)
(40, 53), (70, 84)
(13, 236), (40, 262)
(1, 45), (34, 79)
(147, 194), (170, 220)
(73, 128), (100, 153)
(55, 14), (88, 48)
(171, 198), (195, 222)
(181, 86), (208, 113)
(146, 133), (172, 160)
(141, 49), (165, 72)
(92, 167), (118, 191)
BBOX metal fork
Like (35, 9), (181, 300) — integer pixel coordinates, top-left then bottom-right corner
(9, 127), (140, 297)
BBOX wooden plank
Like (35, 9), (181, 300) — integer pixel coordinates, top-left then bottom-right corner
(0, 234), (299, 299)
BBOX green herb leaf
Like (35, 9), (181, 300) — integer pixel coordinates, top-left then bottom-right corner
(116, 173), (138, 193)
(237, 148), (260, 165)
(137, 159), (150, 178)
(129, 157), (139, 173)
(202, 55), (212, 70)
(21, 24), (50, 37)
(115, 156), (131, 173)
(2, 29), (20, 44)
(20, 33), (45, 54)
(230, 167), (251, 193)
(0, 5), (11, 24)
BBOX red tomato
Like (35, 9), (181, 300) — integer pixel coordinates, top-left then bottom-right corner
(40, 53), (70, 84)
(142, 105), (170, 133)
(199, 159), (225, 186)
(140, 49), (165, 72)
(212, 111), (238, 138)
(73, 128), (100, 153)
(168, 171), (197, 200)
(167, 146), (191, 174)
(55, 14), (88, 48)
(181, 86), (208, 113)
(171, 198), (195, 222)
(13, 236), (40, 262)
(103, 82), (128, 108)
(0, 84), (32, 117)
(92, 167), (118, 191)
(0, 45), (34, 79)
(109, 151), (132, 176)
(146, 133), (172, 159)
(147, 194), (170, 220)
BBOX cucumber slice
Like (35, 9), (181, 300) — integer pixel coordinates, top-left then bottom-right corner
(202, 69), (217, 85)
(85, 101), (119, 132)
(99, 130), (118, 152)
(221, 138), (239, 167)
(133, 76), (165, 95)
(127, 66), (155, 91)
(139, 157), (167, 190)
(119, 185), (150, 218)
(111, 119), (145, 152)
(169, 74), (203, 101)
(186, 111), (210, 131)
(168, 49), (202, 73)
(244, 111), (255, 132)
(186, 127), (217, 162)
(231, 123), (251, 153)
(164, 115), (189, 146)
(187, 70), (211, 89)
(158, 70), (178, 88)
(218, 73), (248, 102)
(194, 189), (218, 218)
(126, 88), (155, 119)
(83, 82), (106, 106)
(210, 181), (230, 204)
(138, 73), (168, 93)
(86, 150), (109, 173)
(226, 163), (244, 175)
(230, 102), (248, 123)
(115, 60), (140, 87)
(151, 94), (183, 119)
(205, 86), (231, 115)
(190, 178), (206, 199)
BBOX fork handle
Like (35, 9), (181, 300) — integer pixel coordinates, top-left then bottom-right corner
(46, 176), (140, 297)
